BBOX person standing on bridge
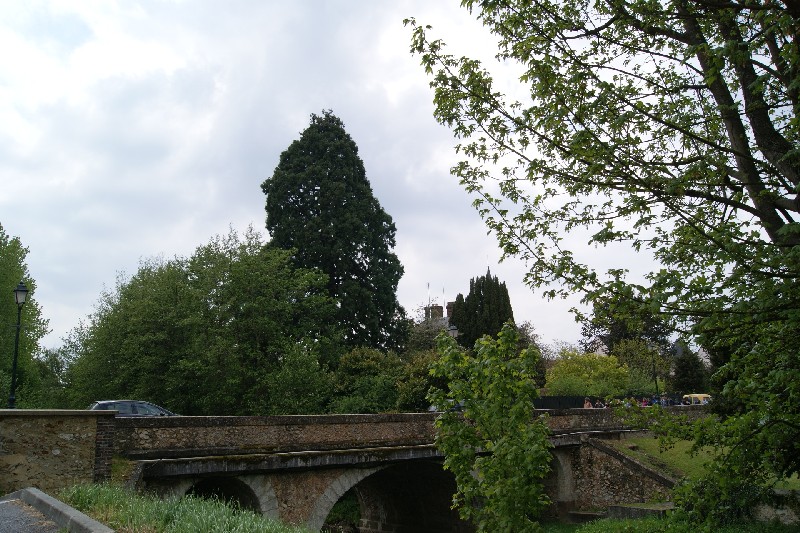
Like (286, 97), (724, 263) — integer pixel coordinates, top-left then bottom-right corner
(583, 397), (593, 409)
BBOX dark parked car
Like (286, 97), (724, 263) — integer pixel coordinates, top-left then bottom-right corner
(87, 400), (178, 416)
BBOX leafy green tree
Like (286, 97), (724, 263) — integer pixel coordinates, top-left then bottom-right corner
(262, 110), (406, 352)
(449, 269), (514, 348)
(395, 349), (440, 412)
(392, 310), (450, 412)
(65, 228), (339, 415)
(24, 347), (71, 408)
(545, 350), (630, 398)
(409, 1), (800, 522)
(429, 323), (551, 531)
(0, 223), (49, 408)
(265, 344), (333, 415)
(610, 339), (670, 395)
(580, 300), (673, 356)
(329, 347), (403, 413)
(516, 320), (547, 388)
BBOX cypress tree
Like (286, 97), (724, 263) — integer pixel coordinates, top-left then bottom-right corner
(450, 269), (514, 348)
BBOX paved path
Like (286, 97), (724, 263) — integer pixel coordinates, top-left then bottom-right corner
(0, 488), (113, 533)
(0, 498), (60, 533)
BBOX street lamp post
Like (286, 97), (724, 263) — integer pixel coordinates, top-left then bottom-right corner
(8, 281), (28, 409)
(652, 351), (660, 398)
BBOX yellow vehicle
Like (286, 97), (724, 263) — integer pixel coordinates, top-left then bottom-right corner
(682, 393), (712, 405)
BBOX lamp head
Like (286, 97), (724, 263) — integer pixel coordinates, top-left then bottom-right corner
(13, 281), (28, 306)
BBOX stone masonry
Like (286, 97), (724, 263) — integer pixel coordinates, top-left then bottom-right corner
(0, 410), (115, 494)
(114, 407), (708, 459)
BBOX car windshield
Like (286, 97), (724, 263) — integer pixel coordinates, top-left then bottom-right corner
(136, 402), (165, 415)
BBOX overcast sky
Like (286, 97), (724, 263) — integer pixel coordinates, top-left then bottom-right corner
(0, 0), (589, 349)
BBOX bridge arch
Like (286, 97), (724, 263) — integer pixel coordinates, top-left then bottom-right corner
(186, 475), (266, 514)
(306, 467), (382, 531)
(308, 460), (471, 533)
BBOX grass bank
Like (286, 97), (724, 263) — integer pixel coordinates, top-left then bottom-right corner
(608, 434), (800, 489)
(59, 483), (310, 533)
(572, 517), (799, 532)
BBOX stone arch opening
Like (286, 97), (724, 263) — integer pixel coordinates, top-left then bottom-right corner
(323, 488), (361, 531)
(315, 460), (472, 533)
(307, 467), (381, 531)
(186, 476), (261, 513)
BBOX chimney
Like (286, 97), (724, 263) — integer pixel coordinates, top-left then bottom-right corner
(425, 304), (444, 321)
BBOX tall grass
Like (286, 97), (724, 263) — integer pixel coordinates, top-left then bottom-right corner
(59, 483), (310, 533)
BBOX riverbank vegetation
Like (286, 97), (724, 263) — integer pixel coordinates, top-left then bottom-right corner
(59, 481), (798, 533)
(59, 483), (310, 533)
(575, 518), (799, 533)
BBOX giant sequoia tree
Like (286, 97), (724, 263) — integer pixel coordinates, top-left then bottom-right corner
(262, 111), (406, 351)
(449, 268), (514, 348)
(409, 0), (800, 524)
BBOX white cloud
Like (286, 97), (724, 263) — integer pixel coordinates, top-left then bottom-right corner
(0, 0), (596, 349)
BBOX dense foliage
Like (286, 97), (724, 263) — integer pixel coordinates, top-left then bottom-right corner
(609, 339), (670, 395)
(545, 350), (629, 398)
(449, 268), (514, 348)
(0, 223), (49, 408)
(580, 302), (672, 356)
(429, 323), (551, 532)
(64, 228), (340, 415)
(262, 111), (406, 352)
(409, 0), (800, 523)
(329, 347), (404, 413)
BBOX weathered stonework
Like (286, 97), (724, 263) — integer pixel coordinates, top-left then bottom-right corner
(114, 413), (441, 459)
(570, 437), (674, 510)
(541, 405), (708, 434)
(0, 410), (115, 494)
(114, 407), (707, 460)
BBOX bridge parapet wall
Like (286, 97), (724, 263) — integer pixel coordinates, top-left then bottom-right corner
(115, 413), (440, 459)
(540, 405), (707, 434)
(540, 408), (622, 433)
(116, 406), (706, 459)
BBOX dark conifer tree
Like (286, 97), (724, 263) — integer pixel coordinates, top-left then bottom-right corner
(262, 111), (406, 351)
(450, 269), (514, 348)
(669, 343), (708, 395)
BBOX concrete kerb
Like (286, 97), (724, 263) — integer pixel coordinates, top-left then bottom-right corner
(0, 487), (113, 533)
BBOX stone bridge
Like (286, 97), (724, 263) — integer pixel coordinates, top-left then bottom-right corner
(110, 408), (700, 531)
(0, 408), (706, 531)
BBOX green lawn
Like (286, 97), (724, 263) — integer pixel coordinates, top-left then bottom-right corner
(608, 435), (713, 480)
(607, 435), (800, 489)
